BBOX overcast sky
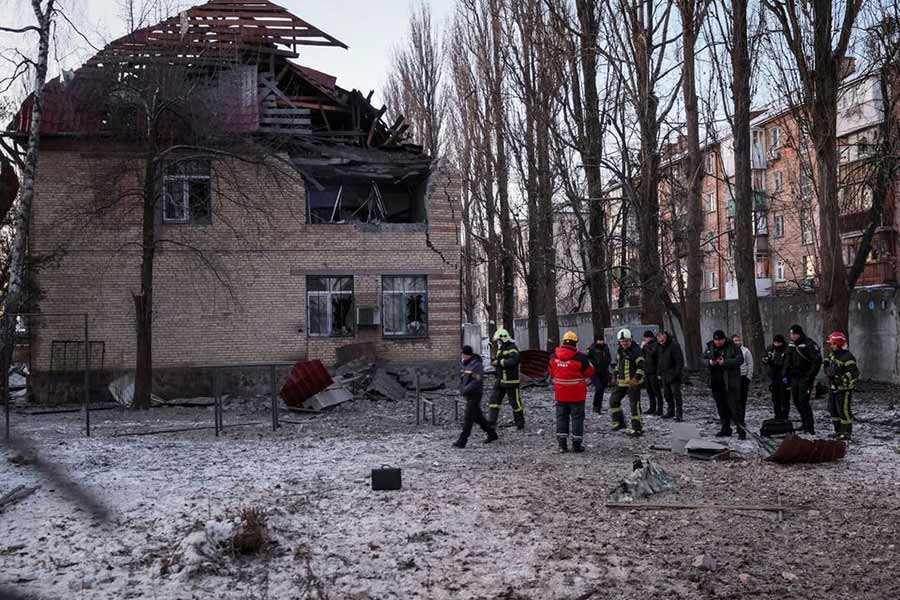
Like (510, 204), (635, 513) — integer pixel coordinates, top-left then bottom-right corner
(1, 0), (455, 104)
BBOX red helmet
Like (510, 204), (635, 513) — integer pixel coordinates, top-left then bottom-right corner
(827, 331), (848, 347)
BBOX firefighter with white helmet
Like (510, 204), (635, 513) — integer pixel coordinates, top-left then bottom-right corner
(609, 328), (646, 436)
(488, 327), (525, 429)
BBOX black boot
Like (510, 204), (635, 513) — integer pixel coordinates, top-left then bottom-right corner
(715, 428), (733, 437)
(572, 439), (584, 453)
(483, 428), (498, 444)
(558, 437), (569, 453)
(611, 422), (626, 432)
(675, 400), (684, 422)
(627, 429), (643, 438)
(452, 439), (466, 448)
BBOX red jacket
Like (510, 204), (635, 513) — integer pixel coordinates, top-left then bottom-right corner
(548, 345), (595, 402)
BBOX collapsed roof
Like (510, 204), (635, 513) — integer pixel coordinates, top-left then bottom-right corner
(9, 0), (427, 180)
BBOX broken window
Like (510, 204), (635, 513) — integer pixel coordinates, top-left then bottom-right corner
(382, 275), (427, 337)
(305, 178), (426, 224)
(307, 276), (354, 337)
(162, 159), (211, 224)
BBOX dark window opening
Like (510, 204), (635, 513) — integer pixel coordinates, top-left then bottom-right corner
(307, 276), (354, 337)
(162, 159), (211, 224)
(383, 275), (427, 337)
(306, 177), (427, 224)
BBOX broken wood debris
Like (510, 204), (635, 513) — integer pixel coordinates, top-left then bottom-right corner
(766, 434), (847, 464)
(0, 485), (39, 512)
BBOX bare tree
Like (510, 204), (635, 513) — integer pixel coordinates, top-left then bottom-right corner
(384, 1), (446, 158)
(598, 0), (681, 327)
(762, 0), (864, 337)
(675, 0), (710, 368)
(0, 0), (56, 365)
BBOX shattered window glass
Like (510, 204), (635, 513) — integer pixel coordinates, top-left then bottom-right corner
(162, 159), (211, 224)
(382, 275), (427, 337)
(307, 276), (354, 337)
(305, 177), (427, 224)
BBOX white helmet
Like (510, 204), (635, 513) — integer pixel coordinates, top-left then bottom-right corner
(617, 328), (633, 340)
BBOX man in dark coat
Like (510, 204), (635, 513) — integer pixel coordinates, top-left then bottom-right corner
(656, 331), (685, 421)
(642, 330), (663, 415)
(703, 330), (746, 439)
(762, 334), (790, 420)
(453, 345), (498, 448)
(587, 336), (612, 414)
(785, 324), (822, 435)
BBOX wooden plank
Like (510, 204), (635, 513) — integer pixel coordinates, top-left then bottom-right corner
(257, 127), (312, 134)
(260, 118), (312, 125)
(605, 502), (799, 513)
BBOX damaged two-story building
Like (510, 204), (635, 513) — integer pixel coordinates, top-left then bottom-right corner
(7, 0), (461, 399)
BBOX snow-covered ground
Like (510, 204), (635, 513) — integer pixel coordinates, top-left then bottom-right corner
(2, 380), (900, 599)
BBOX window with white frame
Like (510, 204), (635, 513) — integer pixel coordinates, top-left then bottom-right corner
(858, 135), (869, 158)
(775, 259), (786, 282)
(800, 173), (814, 202)
(705, 192), (716, 213)
(162, 159), (211, 224)
(773, 214), (785, 238)
(755, 256), (770, 278)
(754, 210), (768, 235)
(770, 127), (782, 149)
(708, 271), (718, 290)
(382, 275), (428, 337)
(772, 171), (783, 192)
(307, 276), (354, 337)
(705, 153), (714, 174)
(800, 209), (813, 244)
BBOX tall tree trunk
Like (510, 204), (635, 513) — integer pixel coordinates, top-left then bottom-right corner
(575, 0), (611, 339)
(133, 156), (157, 409)
(730, 0), (765, 371)
(637, 116), (665, 326)
(678, 0), (705, 369)
(2, 0), (55, 366)
(811, 0), (849, 337)
(489, 0), (516, 332)
(537, 94), (559, 351)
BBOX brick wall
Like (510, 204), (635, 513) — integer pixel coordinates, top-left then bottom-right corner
(28, 142), (462, 371)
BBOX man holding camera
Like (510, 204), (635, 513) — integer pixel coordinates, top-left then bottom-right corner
(703, 330), (746, 439)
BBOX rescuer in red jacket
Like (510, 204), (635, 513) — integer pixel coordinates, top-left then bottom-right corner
(548, 330), (595, 453)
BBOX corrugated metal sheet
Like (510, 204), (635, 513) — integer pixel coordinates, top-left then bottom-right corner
(280, 359), (333, 408)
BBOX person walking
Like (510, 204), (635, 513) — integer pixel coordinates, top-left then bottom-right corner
(785, 324), (822, 435)
(453, 345), (498, 448)
(487, 328), (525, 430)
(608, 328), (645, 437)
(548, 331), (595, 453)
(762, 334), (790, 420)
(823, 331), (860, 441)
(587, 336), (612, 414)
(703, 330), (746, 439)
(641, 330), (663, 415)
(732, 334), (754, 427)
(656, 331), (685, 421)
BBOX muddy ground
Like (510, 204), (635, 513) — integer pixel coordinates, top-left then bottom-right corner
(2, 379), (899, 599)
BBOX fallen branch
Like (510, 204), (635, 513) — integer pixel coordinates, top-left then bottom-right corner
(0, 485), (39, 511)
(605, 502), (798, 513)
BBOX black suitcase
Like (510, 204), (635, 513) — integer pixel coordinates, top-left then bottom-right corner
(760, 418), (794, 437)
(371, 466), (402, 491)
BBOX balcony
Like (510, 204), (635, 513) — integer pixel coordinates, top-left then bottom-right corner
(840, 208), (894, 235)
(849, 259), (897, 286)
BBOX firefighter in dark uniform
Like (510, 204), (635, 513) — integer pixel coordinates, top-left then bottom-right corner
(608, 328), (645, 437)
(823, 331), (860, 441)
(488, 328), (525, 429)
(762, 334), (790, 420)
(587, 336), (612, 414)
(785, 324), (822, 435)
(703, 330), (746, 439)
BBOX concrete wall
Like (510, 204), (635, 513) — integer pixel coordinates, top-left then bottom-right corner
(517, 288), (900, 384)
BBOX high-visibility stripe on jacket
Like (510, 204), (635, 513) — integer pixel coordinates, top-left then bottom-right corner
(548, 345), (595, 402)
(824, 348), (860, 390)
(615, 343), (645, 387)
(496, 341), (521, 387)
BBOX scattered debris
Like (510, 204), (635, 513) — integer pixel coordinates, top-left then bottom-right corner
(692, 555), (717, 572)
(0, 485), (39, 512)
(782, 571), (799, 582)
(670, 423), (701, 454)
(174, 519), (238, 578)
(8, 364), (28, 400)
(108, 373), (135, 407)
(305, 386), (353, 411)
(605, 502), (800, 513)
(766, 434), (847, 464)
(281, 360), (333, 408)
(684, 439), (731, 461)
(608, 459), (676, 503)
(388, 366), (449, 391)
(232, 507), (268, 556)
(519, 349), (552, 381)
(366, 370), (409, 401)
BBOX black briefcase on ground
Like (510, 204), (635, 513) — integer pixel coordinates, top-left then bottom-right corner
(760, 418), (794, 437)
(371, 466), (402, 491)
